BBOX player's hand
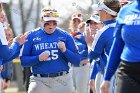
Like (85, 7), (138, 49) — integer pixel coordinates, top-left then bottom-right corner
(8, 38), (13, 46)
(90, 80), (96, 92)
(1, 79), (4, 89)
(100, 80), (110, 93)
(0, 65), (3, 71)
(84, 27), (94, 48)
(14, 34), (28, 45)
(58, 41), (66, 53)
(2, 80), (11, 90)
(39, 51), (49, 62)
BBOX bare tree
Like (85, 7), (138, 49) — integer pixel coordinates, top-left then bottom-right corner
(35, 0), (41, 28)
(19, 0), (34, 34)
(3, 1), (16, 36)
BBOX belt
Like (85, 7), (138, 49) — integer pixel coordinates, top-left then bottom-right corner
(33, 71), (69, 78)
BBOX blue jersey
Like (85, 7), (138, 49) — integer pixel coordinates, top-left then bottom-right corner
(72, 32), (88, 62)
(89, 19), (116, 68)
(20, 28), (80, 74)
(104, 1), (140, 81)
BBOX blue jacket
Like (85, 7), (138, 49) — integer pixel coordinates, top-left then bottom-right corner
(72, 32), (88, 63)
(0, 22), (20, 66)
(104, 1), (140, 81)
(89, 19), (116, 79)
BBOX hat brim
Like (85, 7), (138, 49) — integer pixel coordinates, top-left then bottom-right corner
(92, 3), (117, 16)
(86, 17), (101, 24)
(72, 17), (83, 21)
(43, 17), (59, 22)
(86, 20), (91, 23)
(86, 19), (101, 24)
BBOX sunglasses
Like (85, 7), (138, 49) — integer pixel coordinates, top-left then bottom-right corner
(43, 11), (59, 18)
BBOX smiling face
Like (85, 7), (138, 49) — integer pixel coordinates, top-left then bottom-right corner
(88, 20), (98, 35)
(42, 20), (57, 34)
(72, 18), (81, 31)
(5, 27), (13, 40)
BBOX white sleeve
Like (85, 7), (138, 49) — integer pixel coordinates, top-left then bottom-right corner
(0, 22), (8, 45)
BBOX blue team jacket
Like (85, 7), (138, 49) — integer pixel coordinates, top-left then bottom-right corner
(104, 1), (140, 80)
(89, 19), (116, 79)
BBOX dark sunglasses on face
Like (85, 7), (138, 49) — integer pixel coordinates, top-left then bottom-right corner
(43, 11), (59, 18)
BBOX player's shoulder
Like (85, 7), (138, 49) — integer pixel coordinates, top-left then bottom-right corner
(26, 27), (42, 37)
(56, 27), (70, 36)
(29, 27), (42, 34)
(118, 1), (134, 15)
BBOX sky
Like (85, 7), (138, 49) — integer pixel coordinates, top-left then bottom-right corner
(7, 0), (94, 35)
(42, 0), (92, 19)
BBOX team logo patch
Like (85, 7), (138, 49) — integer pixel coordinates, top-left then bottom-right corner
(33, 36), (41, 42)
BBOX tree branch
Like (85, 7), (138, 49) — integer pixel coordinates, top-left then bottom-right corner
(35, 0), (40, 28)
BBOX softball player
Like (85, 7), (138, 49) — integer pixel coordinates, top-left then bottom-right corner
(0, 10), (26, 66)
(0, 9), (26, 91)
(20, 7), (80, 93)
(89, 1), (120, 93)
(86, 15), (104, 93)
(69, 13), (90, 93)
(101, 0), (140, 93)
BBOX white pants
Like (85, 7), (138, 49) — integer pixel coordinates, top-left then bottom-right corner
(28, 73), (75, 93)
(71, 63), (90, 93)
(95, 72), (116, 93)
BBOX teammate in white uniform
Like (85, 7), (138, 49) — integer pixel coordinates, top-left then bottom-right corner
(69, 13), (90, 93)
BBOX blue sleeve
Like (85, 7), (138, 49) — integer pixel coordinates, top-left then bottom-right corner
(20, 34), (40, 67)
(79, 35), (87, 45)
(2, 47), (21, 65)
(104, 24), (124, 81)
(89, 34), (106, 63)
(63, 35), (80, 66)
(80, 48), (88, 60)
(90, 62), (98, 80)
(1, 63), (13, 80)
(89, 51), (100, 63)
(0, 42), (20, 60)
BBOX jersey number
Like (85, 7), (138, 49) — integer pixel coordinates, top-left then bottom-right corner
(46, 50), (58, 61)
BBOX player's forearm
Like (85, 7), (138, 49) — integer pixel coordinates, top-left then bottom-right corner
(2, 51), (20, 65)
(104, 38), (124, 81)
(63, 49), (80, 66)
(89, 51), (100, 63)
(90, 62), (98, 80)
(0, 42), (20, 60)
(20, 56), (39, 67)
